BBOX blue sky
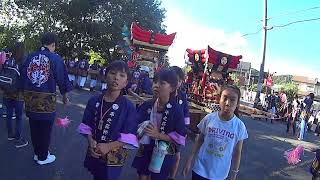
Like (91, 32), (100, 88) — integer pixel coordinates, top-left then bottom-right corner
(161, 0), (320, 78)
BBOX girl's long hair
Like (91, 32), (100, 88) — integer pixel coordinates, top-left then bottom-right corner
(220, 84), (241, 117)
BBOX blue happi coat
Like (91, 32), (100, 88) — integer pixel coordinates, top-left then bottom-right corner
(78, 94), (139, 180)
(20, 47), (72, 121)
(132, 98), (186, 179)
(176, 90), (190, 125)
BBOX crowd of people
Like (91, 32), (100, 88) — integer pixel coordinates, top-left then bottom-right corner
(264, 90), (318, 141)
(64, 56), (154, 96)
(4, 31), (320, 180)
(0, 32), (249, 180)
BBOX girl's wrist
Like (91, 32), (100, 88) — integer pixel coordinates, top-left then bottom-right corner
(232, 169), (239, 174)
(187, 155), (194, 163)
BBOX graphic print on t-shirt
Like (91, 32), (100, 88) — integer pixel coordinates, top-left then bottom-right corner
(206, 127), (235, 157)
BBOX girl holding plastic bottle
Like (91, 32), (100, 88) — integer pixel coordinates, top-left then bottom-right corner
(132, 68), (186, 180)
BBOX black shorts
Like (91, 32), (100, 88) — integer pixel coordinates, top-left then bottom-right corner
(192, 171), (209, 180)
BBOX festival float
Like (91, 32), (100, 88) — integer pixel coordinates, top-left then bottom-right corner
(119, 22), (175, 76)
(185, 46), (242, 131)
(186, 46), (242, 105)
(186, 46), (272, 132)
(118, 23), (271, 128)
(119, 22), (176, 104)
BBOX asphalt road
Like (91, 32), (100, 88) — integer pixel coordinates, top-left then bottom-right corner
(0, 88), (319, 180)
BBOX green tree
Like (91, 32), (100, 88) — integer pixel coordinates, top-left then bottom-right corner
(89, 50), (105, 65)
(272, 75), (292, 84)
(249, 84), (257, 92)
(249, 83), (267, 93)
(281, 83), (298, 102)
(1, 0), (166, 59)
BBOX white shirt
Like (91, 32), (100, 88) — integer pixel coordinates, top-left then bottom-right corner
(193, 112), (248, 180)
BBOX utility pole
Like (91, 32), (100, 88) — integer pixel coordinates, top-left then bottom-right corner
(254, 0), (268, 107)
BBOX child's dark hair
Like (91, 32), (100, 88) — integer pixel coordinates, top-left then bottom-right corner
(41, 32), (57, 46)
(287, 103), (293, 113)
(170, 66), (185, 81)
(106, 60), (131, 79)
(220, 84), (241, 117)
(309, 93), (315, 100)
(155, 68), (178, 97)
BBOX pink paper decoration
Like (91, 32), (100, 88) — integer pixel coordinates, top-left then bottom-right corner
(284, 145), (304, 165)
(56, 116), (71, 128)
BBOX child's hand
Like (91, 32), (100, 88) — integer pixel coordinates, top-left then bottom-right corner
(229, 173), (237, 180)
(182, 158), (192, 177)
(144, 123), (160, 139)
(89, 147), (101, 158)
(89, 137), (97, 148)
(88, 139), (101, 158)
(96, 142), (114, 156)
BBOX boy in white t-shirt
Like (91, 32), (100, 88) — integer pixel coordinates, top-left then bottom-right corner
(183, 85), (248, 180)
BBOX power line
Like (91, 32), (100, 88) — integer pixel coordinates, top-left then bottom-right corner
(193, 6), (320, 42)
(225, 6), (320, 38)
(211, 6), (320, 62)
(242, 17), (320, 37)
(211, 28), (262, 48)
(259, 6), (320, 21)
(242, 28), (262, 37)
(272, 17), (320, 28)
(188, 6), (320, 49)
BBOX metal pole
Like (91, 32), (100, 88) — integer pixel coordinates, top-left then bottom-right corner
(254, 0), (268, 107)
(248, 66), (252, 86)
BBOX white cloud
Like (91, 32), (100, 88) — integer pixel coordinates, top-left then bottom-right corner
(163, 5), (320, 79)
(164, 6), (259, 68)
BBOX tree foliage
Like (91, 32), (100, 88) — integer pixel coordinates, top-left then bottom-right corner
(249, 84), (267, 93)
(249, 82), (298, 102)
(0, 0), (166, 60)
(280, 83), (298, 102)
(272, 75), (292, 84)
(89, 50), (105, 65)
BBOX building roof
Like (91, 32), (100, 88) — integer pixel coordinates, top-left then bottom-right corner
(237, 61), (251, 71)
(292, 76), (315, 84)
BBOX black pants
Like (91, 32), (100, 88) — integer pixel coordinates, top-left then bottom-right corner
(315, 122), (320, 135)
(192, 171), (209, 180)
(29, 119), (54, 161)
